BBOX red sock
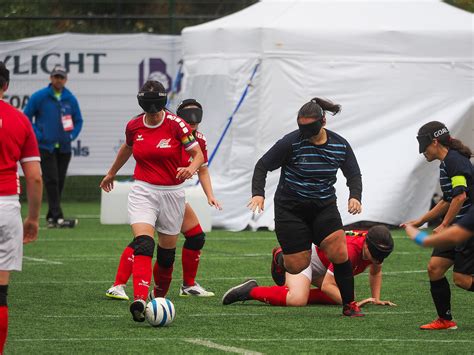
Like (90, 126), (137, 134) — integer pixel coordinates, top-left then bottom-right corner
(307, 289), (337, 305)
(152, 260), (174, 298)
(0, 306), (7, 355)
(113, 246), (134, 286)
(132, 255), (152, 301)
(182, 248), (200, 286)
(249, 286), (288, 306)
(182, 225), (203, 286)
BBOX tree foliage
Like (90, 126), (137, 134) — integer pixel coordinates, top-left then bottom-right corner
(0, 0), (258, 40)
(0, 0), (471, 41)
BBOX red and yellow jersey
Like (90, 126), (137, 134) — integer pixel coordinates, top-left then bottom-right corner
(182, 130), (208, 167)
(0, 100), (40, 196)
(125, 112), (197, 186)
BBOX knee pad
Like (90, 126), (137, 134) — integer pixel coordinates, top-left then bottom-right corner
(127, 238), (140, 250)
(183, 232), (205, 251)
(0, 285), (8, 306)
(157, 246), (176, 268)
(133, 235), (155, 257)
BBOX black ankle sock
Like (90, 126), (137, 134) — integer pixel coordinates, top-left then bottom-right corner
(0, 285), (8, 306)
(333, 260), (354, 305)
(430, 277), (452, 320)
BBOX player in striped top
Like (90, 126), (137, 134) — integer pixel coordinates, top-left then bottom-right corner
(101, 81), (204, 323)
(248, 97), (363, 317)
(402, 121), (474, 330)
(0, 62), (42, 354)
(150, 99), (221, 298)
(222, 226), (395, 308)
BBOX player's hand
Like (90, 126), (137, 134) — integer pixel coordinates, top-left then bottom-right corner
(100, 174), (115, 192)
(247, 196), (264, 214)
(176, 167), (195, 180)
(404, 224), (420, 240)
(348, 198), (362, 215)
(356, 297), (397, 307)
(372, 299), (397, 306)
(433, 223), (447, 234)
(208, 196), (222, 210)
(23, 217), (39, 244)
(400, 219), (422, 228)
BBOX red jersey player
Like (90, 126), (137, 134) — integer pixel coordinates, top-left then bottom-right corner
(100, 80), (204, 323)
(150, 99), (221, 298)
(222, 226), (396, 308)
(0, 61), (42, 353)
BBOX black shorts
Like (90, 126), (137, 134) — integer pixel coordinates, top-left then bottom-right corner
(274, 196), (343, 254)
(432, 237), (474, 275)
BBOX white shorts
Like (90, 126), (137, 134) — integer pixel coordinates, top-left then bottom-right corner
(300, 244), (329, 284)
(128, 180), (185, 235)
(0, 197), (23, 271)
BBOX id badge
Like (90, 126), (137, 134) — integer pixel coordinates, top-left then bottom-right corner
(62, 114), (74, 132)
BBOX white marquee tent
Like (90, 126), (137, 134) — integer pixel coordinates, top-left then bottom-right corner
(181, 0), (473, 230)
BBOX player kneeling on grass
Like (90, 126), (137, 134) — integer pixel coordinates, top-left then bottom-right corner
(222, 226), (396, 309)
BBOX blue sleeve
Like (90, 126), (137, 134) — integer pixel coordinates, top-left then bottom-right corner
(70, 96), (83, 141)
(340, 141), (362, 202)
(22, 93), (43, 142)
(444, 153), (471, 197)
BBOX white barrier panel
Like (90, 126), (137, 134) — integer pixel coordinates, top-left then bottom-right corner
(100, 181), (212, 232)
(100, 181), (132, 225)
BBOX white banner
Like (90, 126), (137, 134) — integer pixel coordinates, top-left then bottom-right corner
(0, 33), (182, 175)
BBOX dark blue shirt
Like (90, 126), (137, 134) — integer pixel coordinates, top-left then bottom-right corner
(456, 205), (474, 233)
(439, 149), (473, 221)
(253, 129), (362, 201)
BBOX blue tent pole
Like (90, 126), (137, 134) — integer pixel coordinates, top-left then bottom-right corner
(207, 59), (261, 168)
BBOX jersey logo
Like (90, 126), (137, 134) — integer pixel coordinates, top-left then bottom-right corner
(136, 134), (144, 141)
(157, 138), (172, 148)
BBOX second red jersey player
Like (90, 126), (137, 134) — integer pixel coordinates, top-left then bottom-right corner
(222, 226), (396, 309)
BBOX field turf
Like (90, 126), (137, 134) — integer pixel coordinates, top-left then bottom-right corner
(7, 202), (474, 354)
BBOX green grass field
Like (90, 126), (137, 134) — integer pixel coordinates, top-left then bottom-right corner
(7, 202), (474, 354)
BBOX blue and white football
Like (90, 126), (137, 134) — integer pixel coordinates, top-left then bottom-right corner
(145, 297), (175, 327)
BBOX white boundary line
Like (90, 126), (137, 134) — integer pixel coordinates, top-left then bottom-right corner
(10, 337), (474, 344)
(22, 256), (63, 265)
(185, 338), (263, 355)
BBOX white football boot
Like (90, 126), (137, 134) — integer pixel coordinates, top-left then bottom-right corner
(105, 284), (129, 301)
(180, 282), (215, 297)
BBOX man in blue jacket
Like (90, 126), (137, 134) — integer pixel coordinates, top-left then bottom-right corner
(24, 65), (83, 228)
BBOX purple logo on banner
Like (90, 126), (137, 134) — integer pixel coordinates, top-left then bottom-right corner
(138, 58), (172, 92)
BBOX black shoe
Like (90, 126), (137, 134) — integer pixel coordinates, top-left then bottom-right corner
(47, 218), (57, 228)
(57, 218), (78, 228)
(271, 247), (286, 286)
(222, 279), (258, 305)
(129, 299), (146, 322)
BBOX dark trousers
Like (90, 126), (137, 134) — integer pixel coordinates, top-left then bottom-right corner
(40, 149), (71, 221)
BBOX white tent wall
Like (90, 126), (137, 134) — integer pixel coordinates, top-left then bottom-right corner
(181, 0), (473, 230)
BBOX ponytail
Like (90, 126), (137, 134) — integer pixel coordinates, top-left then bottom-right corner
(311, 97), (341, 116)
(447, 137), (472, 158)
